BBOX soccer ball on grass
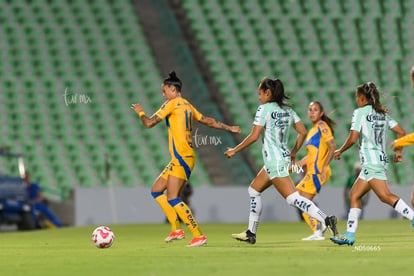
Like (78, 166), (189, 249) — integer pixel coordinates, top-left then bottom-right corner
(92, 226), (115, 248)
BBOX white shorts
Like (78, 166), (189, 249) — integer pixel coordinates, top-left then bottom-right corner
(358, 164), (388, 181)
(263, 160), (290, 179)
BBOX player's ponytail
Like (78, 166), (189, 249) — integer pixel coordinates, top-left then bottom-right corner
(163, 71), (182, 92)
(357, 82), (387, 114)
(259, 77), (291, 107)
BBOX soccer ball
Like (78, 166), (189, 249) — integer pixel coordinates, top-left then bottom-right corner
(92, 226), (115, 248)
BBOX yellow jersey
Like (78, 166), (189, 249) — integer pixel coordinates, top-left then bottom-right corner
(155, 97), (203, 159)
(305, 120), (334, 174)
(393, 132), (414, 148)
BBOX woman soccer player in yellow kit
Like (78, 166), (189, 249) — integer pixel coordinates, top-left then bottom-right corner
(392, 133), (414, 207)
(392, 65), (414, 206)
(131, 71), (240, 247)
(295, 101), (336, 240)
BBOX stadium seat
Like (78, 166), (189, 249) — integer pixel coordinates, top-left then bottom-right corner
(0, 0), (216, 200)
(180, 0), (414, 187)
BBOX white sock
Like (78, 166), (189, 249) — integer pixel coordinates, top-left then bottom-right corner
(346, 208), (362, 233)
(286, 191), (327, 223)
(248, 186), (262, 234)
(318, 220), (326, 231)
(314, 229), (323, 236)
(394, 199), (414, 221)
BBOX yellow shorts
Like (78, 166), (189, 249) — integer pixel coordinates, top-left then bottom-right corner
(159, 156), (195, 181)
(296, 168), (331, 195)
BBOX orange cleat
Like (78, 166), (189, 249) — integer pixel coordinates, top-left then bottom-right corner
(187, 235), (207, 247)
(164, 229), (185, 242)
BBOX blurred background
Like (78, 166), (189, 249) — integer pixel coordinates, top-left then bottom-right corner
(1, 0), (413, 226)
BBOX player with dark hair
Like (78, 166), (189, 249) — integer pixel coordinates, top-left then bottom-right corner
(131, 71), (240, 247)
(225, 77), (338, 244)
(331, 82), (414, 246)
(295, 101), (336, 240)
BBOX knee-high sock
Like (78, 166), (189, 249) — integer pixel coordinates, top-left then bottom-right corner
(346, 208), (362, 233)
(286, 191), (327, 223)
(151, 192), (180, 231)
(394, 199), (414, 221)
(169, 198), (202, 237)
(248, 186), (262, 234)
(302, 212), (318, 232)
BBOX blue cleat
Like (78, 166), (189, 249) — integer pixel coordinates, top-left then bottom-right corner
(412, 217), (414, 229)
(330, 232), (355, 246)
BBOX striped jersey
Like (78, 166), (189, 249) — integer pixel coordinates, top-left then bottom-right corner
(253, 102), (301, 163)
(350, 105), (398, 167)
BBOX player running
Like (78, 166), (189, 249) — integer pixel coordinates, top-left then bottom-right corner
(331, 82), (414, 246)
(225, 77), (338, 244)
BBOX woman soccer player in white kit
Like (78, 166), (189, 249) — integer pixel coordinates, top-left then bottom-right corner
(331, 82), (414, 246)
(224, 77), (338, 244)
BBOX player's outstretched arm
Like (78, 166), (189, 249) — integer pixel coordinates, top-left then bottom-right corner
(224, 125), (262, 158)
(334, 130), (359, 160)
(392, 133), (414, 149)
(131, 103), (162, 128)
(198, 116), (241, 133)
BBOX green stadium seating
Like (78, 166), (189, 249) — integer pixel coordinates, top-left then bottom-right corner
(0, 0), (214, 200)
(180, 0), (414, 187)
(2, 0), (413, 195)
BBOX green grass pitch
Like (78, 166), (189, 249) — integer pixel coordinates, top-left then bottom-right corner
(1, 219), (413, 276)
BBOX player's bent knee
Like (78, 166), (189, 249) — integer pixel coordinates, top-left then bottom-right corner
(248, 186), (261, 196)
(286, 191), (300, 206)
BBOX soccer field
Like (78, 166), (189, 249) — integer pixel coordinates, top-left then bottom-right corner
(1, 220), (413, 276)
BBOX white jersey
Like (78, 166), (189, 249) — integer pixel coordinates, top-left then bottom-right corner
(253, 102), (301, 163)
(350, 105), (398, 167)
